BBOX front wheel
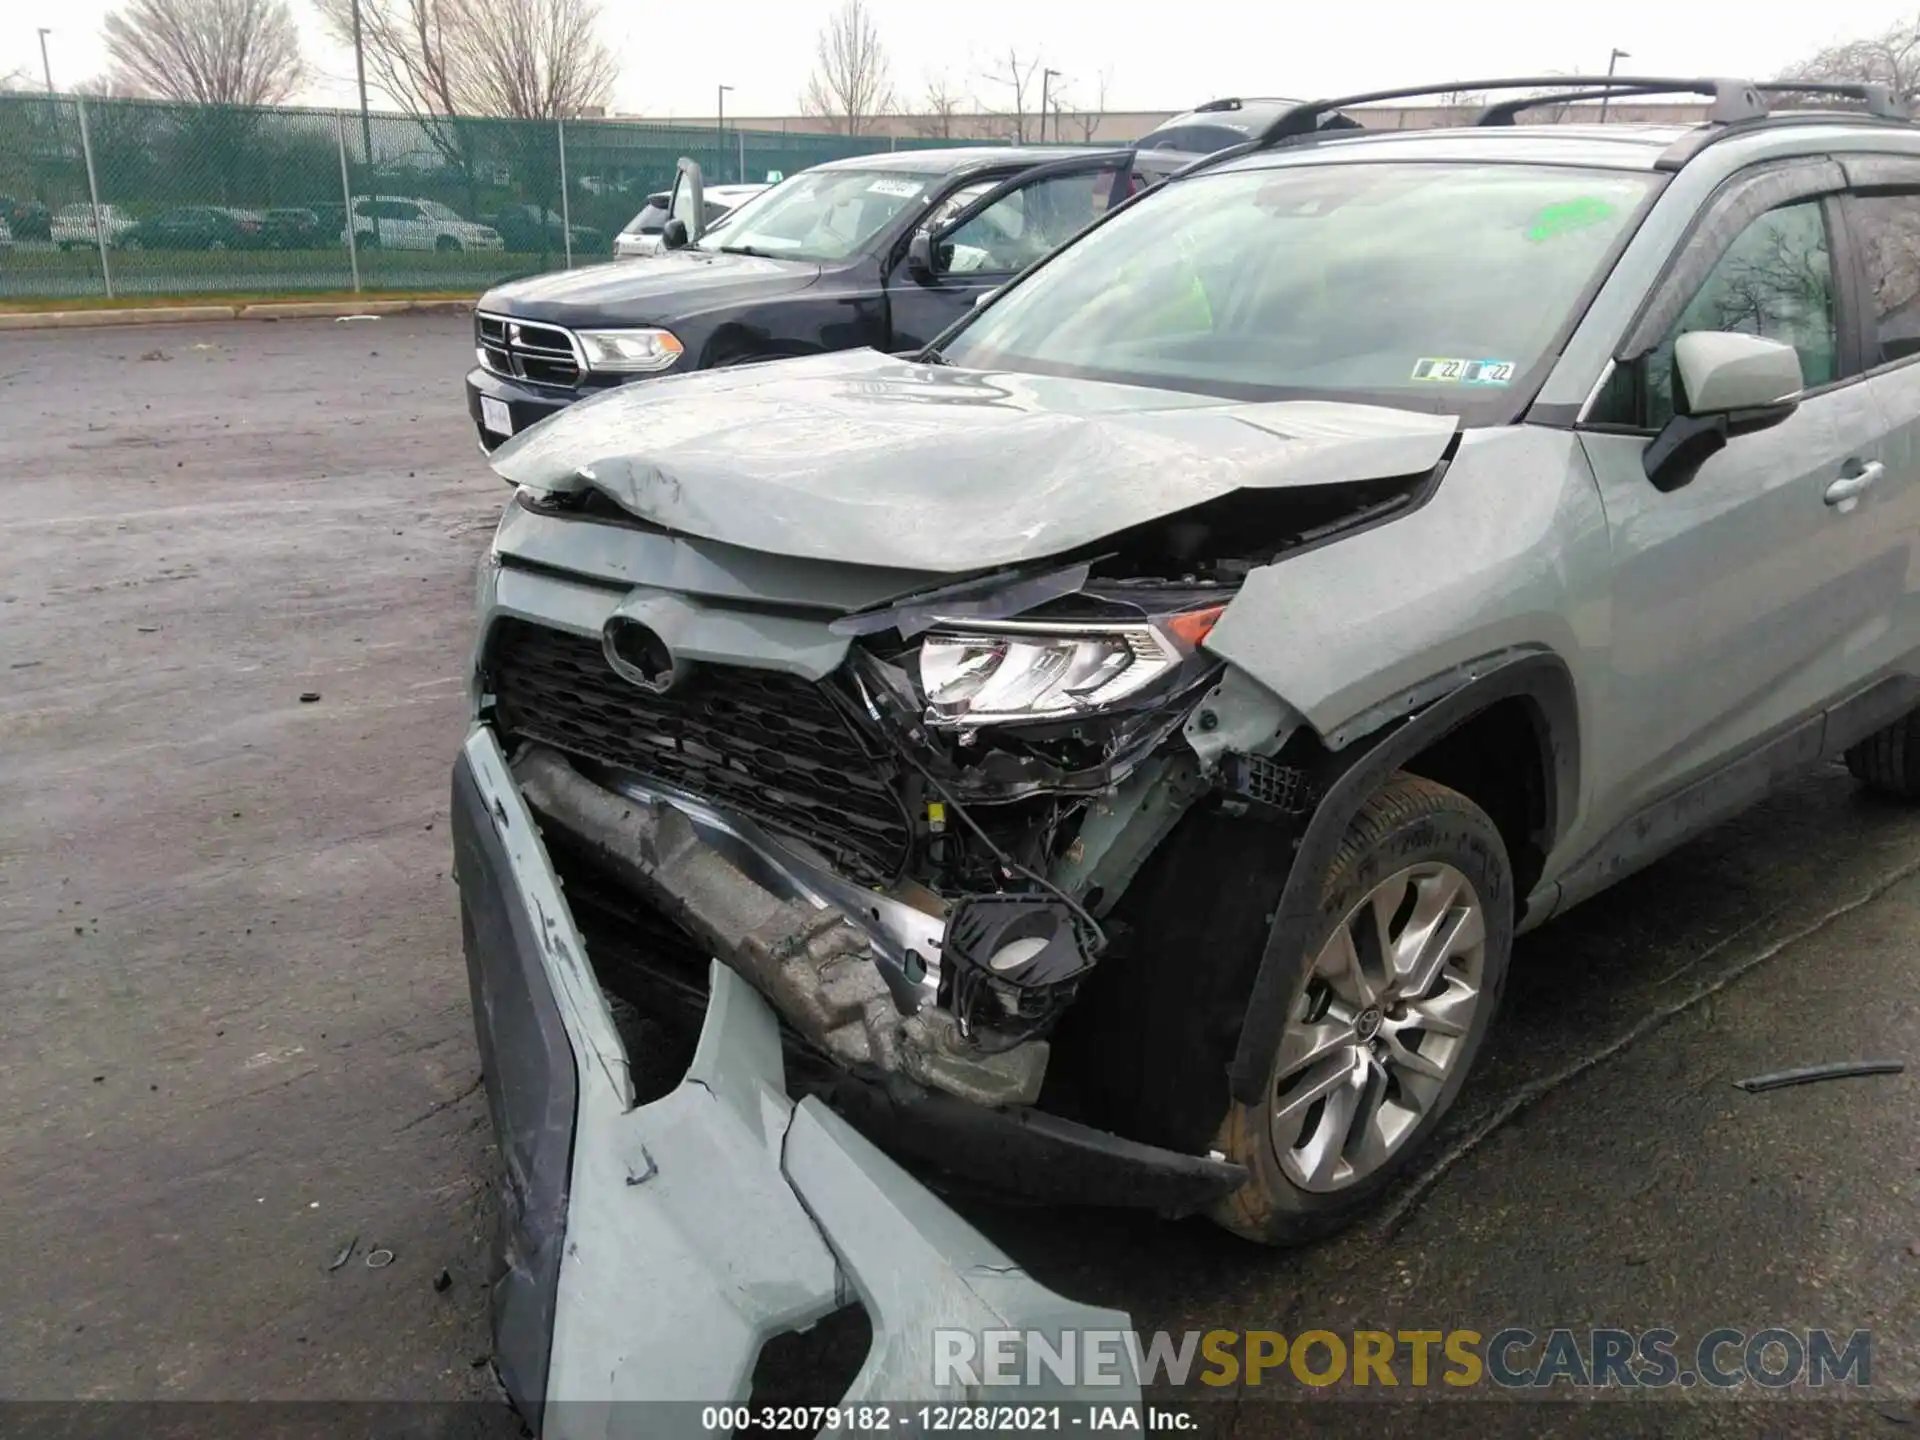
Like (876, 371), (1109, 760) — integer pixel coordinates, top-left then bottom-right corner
(435, 234), (462, 253)
(1212, 774), (1513, 1245)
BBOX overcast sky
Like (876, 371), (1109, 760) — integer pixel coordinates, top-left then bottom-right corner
(2, 0), (1912, 118)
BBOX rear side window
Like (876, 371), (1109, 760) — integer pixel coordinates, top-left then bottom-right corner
(1844, 192), (1920, 366)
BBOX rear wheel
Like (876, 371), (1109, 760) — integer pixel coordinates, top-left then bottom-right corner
(1845, 712), (1920, 799)
(123, 237), (143, 252)
(435, 234), (462, 253)
(1211, 775), (1512, 1244)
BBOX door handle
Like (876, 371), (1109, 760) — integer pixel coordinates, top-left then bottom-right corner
(1825, 461), (1885, 507)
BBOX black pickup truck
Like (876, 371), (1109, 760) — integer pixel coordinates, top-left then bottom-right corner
(465, 145), (1187, 449)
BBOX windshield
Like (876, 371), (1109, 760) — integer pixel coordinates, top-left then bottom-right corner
(695, 168), (937, 261)
(938, 162), (1657, 411)
(420, 200), (464, 221)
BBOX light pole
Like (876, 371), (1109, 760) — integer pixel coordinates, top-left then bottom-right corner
(1599, 48), (1630, 123)
(348, 0), (378, 246)
(717, 83), (732, 147)
(37, 27), (53, 94)
(1040, 68), (1061, 142)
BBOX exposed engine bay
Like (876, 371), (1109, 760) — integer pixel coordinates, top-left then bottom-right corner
(479, 463), (1435, 1136)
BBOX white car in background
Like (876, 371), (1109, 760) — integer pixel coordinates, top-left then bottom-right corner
(345, 196), (504, 252)
(614, 182), (769, 256)
(52, 203), (136, 250)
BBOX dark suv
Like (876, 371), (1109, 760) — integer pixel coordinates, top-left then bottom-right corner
(464, 146), (1187, 449)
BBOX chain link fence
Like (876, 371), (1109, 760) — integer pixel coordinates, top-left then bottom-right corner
(0, 94), (972, 303)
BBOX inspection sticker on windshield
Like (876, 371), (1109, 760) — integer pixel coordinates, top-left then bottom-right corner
(866, 178), (923, 198)
(1411, 357), (1515, 385)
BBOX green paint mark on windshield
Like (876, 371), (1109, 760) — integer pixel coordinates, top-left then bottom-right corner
(1526, 196), (1618, 242)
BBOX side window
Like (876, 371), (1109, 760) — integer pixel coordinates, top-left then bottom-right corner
(944, 167), (1121, 275)
(923, 179), (997, 233)
(1845, 192), (1920, 366)
(1643, 198), (1836, 427)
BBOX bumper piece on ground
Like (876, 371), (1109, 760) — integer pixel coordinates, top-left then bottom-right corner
(457, 727), (1146, 1437)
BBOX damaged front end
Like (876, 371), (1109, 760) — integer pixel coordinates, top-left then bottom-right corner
(456, 356), (1459, 1426)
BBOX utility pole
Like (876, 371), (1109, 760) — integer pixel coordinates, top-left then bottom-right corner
(1040, 68), (1061, 142)
(1599, 48), (1630, 123)
(37, 28), (54, 94)
(350, 0), (377, 245)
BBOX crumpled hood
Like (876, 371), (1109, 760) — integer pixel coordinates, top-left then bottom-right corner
(490, 348), (1460, 573)
(479, 247), (822, 323)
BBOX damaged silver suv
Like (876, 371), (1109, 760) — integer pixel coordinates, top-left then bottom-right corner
(456, 74), (1920, 1418)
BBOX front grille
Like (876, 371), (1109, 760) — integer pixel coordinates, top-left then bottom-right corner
(477, 313), (582, 388)
(486, 618), (912, 884)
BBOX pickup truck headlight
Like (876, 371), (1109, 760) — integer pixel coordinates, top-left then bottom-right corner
(917, 609), (1223, 728)
(576, 327), (684, 373)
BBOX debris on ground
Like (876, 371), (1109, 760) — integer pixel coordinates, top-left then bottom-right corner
(137, 350), (170, 362)
(299, 692), (321, 703)
(433, 1269), (452, 1292)
(1732, 1060), (1905, 1094)
(365, 1247), (395, 1269)
(327, 1237), (357, 1272)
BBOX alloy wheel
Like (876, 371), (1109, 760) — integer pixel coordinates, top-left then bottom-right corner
(1270, 861), (1488, 1193)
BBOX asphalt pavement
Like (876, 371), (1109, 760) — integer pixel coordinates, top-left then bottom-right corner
(0, 316), (1914, 1436)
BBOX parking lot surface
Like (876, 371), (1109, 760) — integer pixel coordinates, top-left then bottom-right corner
(0, 317), (1915, 1434)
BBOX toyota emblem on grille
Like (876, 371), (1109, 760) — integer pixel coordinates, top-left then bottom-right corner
(603, 616), (691, 695)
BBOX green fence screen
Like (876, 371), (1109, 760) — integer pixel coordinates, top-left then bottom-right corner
(0, 93), (978, 303)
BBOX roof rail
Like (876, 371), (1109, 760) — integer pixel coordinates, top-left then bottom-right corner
(1254, 76), (1911, 148)
(1253, 77), (1791, 148)
(1478, 83), (1699, 124)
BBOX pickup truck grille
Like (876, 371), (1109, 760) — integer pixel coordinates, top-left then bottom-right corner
(477, 313), (582, 388)
(485, 619), (912, 885)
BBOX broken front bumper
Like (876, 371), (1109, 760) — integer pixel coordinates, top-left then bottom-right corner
(453, 724), (1150, 1435)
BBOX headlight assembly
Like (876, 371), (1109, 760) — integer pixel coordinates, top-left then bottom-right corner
(575, 327), (685, 373)
(916, 607), (1223, 729)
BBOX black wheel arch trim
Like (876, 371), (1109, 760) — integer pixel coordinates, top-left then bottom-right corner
(1225, 648), (1579, 1104)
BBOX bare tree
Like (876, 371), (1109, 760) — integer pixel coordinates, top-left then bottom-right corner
(1058, 68), (1111, 142)
(979, 49), (1042, 142)
(102, 0), (304, 106)
(1778, 19), (1920, 100)
(445, 0), (616, 118)
(313, 0), (614, 122)
(801, 0), (894, 137)
(910, 70), (969, 139)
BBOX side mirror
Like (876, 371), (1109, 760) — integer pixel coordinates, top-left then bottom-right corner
(661, 217), (690, 251)
(1643, 331), (1803, 493)
(1676, 331), (1804, 416)
(668, 157), (705, 245)
(907, 229), (942, 280)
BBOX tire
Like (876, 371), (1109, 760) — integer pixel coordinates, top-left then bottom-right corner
(123, 237), (142, 252)
(1209, 773), (1513, 1245)
(1845, 712), (1920, 799)
(435, 235), (462, 253)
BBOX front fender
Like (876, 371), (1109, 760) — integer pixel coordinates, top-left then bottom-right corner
(1225, 649), (1581, 1105)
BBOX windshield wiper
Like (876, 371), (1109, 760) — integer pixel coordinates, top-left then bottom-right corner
(715, 243), (771, 257)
